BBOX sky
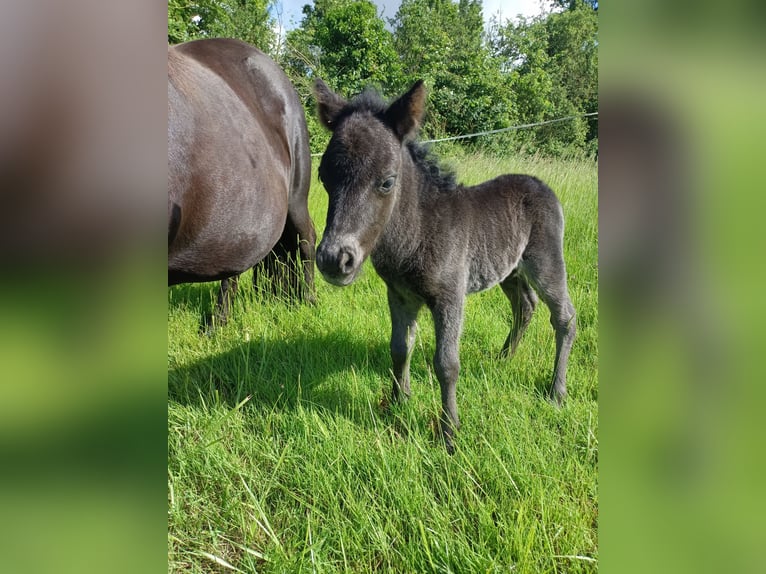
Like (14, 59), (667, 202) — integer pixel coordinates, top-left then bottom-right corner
(271, 0), (548, 30)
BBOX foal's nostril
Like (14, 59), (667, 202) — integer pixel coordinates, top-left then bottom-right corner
(316, 240), (357, 280)
(338, 249), (355, 275)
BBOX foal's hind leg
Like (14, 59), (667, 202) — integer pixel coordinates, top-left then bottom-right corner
(522, 253), (576, 405)
(500, 272), (538, 358)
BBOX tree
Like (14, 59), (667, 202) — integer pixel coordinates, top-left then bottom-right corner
(168, 0), (598, 157)
(283, 0), (402, 151)
(545, 2), (598, 145)
(549, 0), (598, 12)
(489, 1), (597, 155)
(168, 0), (275, 52)
(285, 0), (401, 94)
(391, 0), (513, 141)
(212, 0), (275, 52)
(168, 0), (227, 44)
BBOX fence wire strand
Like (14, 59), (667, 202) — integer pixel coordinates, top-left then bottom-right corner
(422, 111), (599, 144)
(310, 111), (598, 156)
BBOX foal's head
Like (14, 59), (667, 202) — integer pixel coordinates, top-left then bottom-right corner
(313, 79), (426, 286)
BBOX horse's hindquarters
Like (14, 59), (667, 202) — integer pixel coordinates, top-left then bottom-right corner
(168, 40), (303, 284)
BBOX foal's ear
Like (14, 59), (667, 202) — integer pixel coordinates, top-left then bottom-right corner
(384, 80), (427, 141)
(314, 78), (347, 131)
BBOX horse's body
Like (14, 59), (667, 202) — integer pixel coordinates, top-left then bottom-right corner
(168, 39), (315, 320)
(313, 80), (576, 452)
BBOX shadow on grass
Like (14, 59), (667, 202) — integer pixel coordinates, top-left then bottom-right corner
(168, 328), (392, 430)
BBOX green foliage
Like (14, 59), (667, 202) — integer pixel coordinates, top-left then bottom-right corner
(213, 0), (276, 51)
(168, 0), (274, 50)
(392, 0), (513, 139)
(489, 2), (598, 155)
(168, 0), (599, 157)
(168, 0), (227, 44)
(313, 0), (402, 93)
(281, 0), (403, 152)
(283, 0), (403, 92)
(545, 3), (599, 141)
(549, 0), (598, 11)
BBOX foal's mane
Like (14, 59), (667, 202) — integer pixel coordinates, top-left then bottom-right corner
(345, 87), (458, 193)
(406, 141), (458, 193)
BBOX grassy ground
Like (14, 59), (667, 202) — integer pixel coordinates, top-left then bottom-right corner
(168, 152), (598, 573)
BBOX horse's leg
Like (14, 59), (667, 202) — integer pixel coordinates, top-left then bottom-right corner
(523, 252), (576, 405)
(253, 246), (287, 299)
(212, 274), (239, 327)
(255, 212), (316, 303)
(252, 219), (295, 301)
(387, 287), (422, 403)
(500, 271), (538, 358)
(430, 295), (465, 454)
(287, 200), (317, 304)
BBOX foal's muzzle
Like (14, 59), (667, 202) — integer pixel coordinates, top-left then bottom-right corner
(316, 237), (362, 286)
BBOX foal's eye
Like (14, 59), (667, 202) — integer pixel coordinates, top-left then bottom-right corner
(378, 176), (396, 195)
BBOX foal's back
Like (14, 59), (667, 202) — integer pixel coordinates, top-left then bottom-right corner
(422, 173), (565, 295)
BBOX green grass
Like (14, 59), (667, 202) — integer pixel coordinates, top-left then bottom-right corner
(168, 152), (598, 573)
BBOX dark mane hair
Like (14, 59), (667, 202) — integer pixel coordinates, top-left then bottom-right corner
(407, 141), (458, 192)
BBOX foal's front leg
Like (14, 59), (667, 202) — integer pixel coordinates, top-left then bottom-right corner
(387, 287), (422, 403)
(431, 295), (465, 454)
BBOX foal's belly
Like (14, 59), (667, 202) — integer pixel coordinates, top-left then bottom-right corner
(466, 256), (521, 294)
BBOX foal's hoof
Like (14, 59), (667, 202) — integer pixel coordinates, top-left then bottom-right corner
(548, 390), (566, 407)
(431, 418), (458, 455)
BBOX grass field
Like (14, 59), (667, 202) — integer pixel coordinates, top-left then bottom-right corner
(168, 151), (598, 573)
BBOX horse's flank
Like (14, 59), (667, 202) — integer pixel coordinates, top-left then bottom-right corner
(168, 38), (316, 321)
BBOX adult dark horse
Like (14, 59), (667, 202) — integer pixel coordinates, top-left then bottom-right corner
(313, 79), (576, 453)
(168, 39), (315, 323)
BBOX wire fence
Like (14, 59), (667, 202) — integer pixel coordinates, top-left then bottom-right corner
(422, 111), (599, 144)
(311, 111), (598, 156)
